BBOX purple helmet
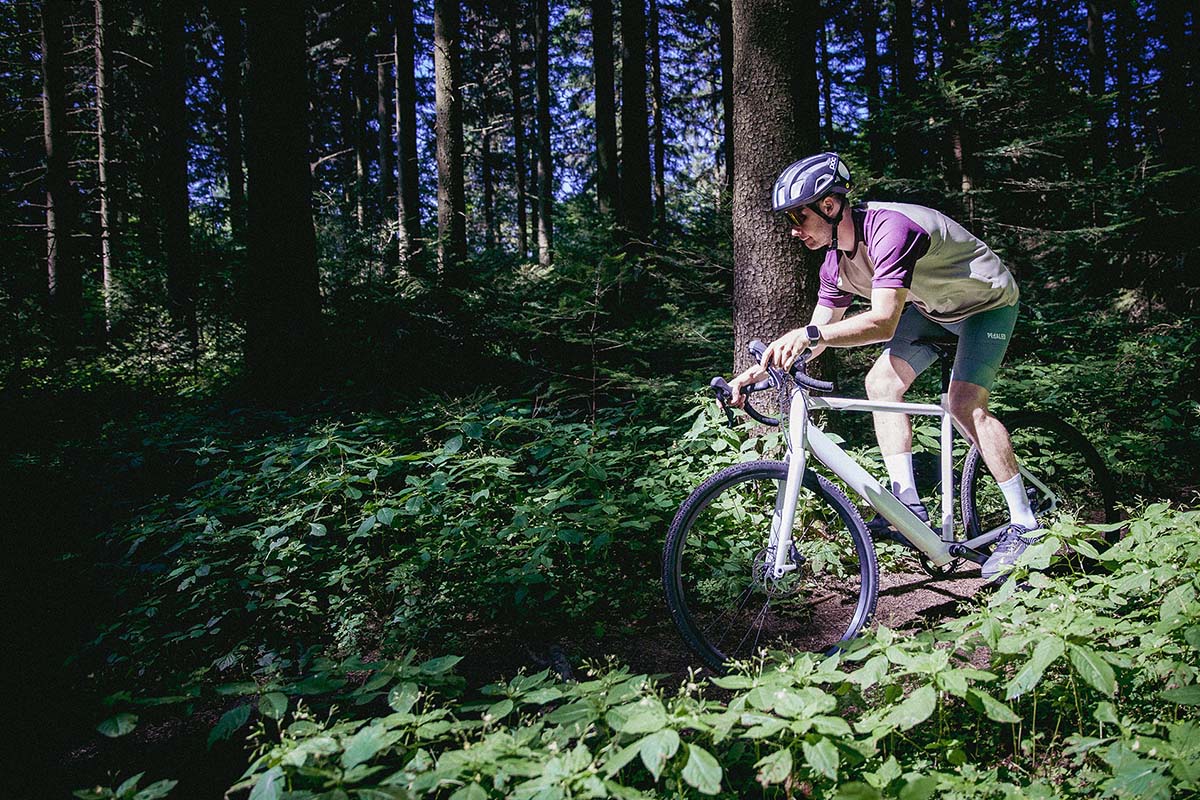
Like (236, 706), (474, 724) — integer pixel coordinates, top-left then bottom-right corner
(772, 152), (852, 213)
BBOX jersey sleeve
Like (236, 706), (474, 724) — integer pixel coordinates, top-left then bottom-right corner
(816, 250), (853, 308)
(863, 209), (930, 290)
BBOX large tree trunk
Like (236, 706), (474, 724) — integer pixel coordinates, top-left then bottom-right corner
(1113, 0), (1134, 163)
(350, 13), (371, 228)
(1086, 0), (1108, 174)
(375, 9), (396, 226)
(893, 0), (919, 176)
(244, 0), (323, 397)
(42, 0), (80, 339)
(591, 0), (620, 220)
(819, 3), (833, 143)
(534, 0), (553, 265)
(649, 0), (666, 227)
(620, 0), (651, 244)
(216, 0), (245, 244)
(718, 0), (734, 196)
(482, 83), (497, 249)
(95, 0), (114, 336)
(394, 0), (422, 266)
(161, 5), (197, 351)
(941, 0), (973, 216)
(434, 0), (467, 276)
(508, 8), (529, 256)
(860, 0), (882, 173)
(731, 0), (820, 373)
(1156, 0), (1195, 173)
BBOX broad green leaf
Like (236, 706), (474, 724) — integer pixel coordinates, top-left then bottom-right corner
(443, 435), (463, 454)
(965, 689), (1022, 723)
(342, 723), (404, 769)
(97, 713), (138, 738)
(207, 704), (252, 749)
(419, 655), (462, 675)
(754, 747), (792, 786)
(1184, 626), (1200, 650)
(1068, 644), (1117, 697)
(485, 699), (514, 721)
(802, 737), (839, 781)
(681, 744), (722, 795)
(258, 692), (288, 720)
(132, 779), (178, 800)
(835, 782), (882, 800)
(248, 766), (283, 800)
(606, 697), (667, 734)
(1005, 636), (1065, 699)
(1161, 685), (1200, 705)
(115, 774), (144, 797)
(523, 687), (563, 704)
(388, 683), (419, 714)
(355, 515), (377, 536)
(882, 684), (937, 732)
(638, 729), (680, 781)
(603, 740), (643, 777)
(449, 783), (487, 800)
(899, 775), (939, 800)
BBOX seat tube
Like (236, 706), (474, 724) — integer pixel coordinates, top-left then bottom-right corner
(770, 387), (809, 578)
(939, 394), (954, 540)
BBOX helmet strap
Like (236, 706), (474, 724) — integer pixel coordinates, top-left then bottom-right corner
(808, 195), (847, 251)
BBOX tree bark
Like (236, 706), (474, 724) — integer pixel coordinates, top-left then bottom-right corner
(731, 0), (820, 373)
(649, 0), (666, 227)
(819, 2), (833, 143)
(1086, 0), (1108, 174)
(434, 0), (468, 275)
(216, 0), (245, 244)
(860, 0), (882, 173)
(394, 0), (423, 266)
(350, 13), (371, 228)
(893, 0), (919, 176)
(718, 0), (734, 196)
(95, 0), (114, 335)
(591, 0), (620, 219)
(1113, 0), (1134, 162)
(161, 4), (197, 350)
(244, 0), (323, 397)
(42, 0), (80, 338)
(508, 8), (529, 256)
(482, 81), (497, 249)
(375, 8), (396, 223)
(534, 0), (553, 265)
(941, 0), (973, 213)
(620, 0), (651, 244)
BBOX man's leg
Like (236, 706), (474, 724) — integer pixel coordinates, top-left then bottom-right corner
(865, 354), (921, 504)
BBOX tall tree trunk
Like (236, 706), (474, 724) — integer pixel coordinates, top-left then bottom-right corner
(731, 0), (819, 373)
(1087, 0), (1109, 174)
(1113, 0), (1134, 162)
(942, 0), (973, 215)
(375, 9), (396, 224)
(244, 0), (323, 397)
(508, 8), (528, 256)
(95, 0), (114, 336)
(860, 0), (882, 173)
(351, 15), (371, 228)
(1156, 0), (1193, 171)
(534, 0), (553, 265)
(620, 0), (651, 244)
(718, 0), (734, 196)
(161, 5), (197, 351)
(482, 86), (496, 249)
(893, 0), (919, 176)
(649, 0), (666, 226)
(591, 0), (620, 220)
(216, 0), (245, 244)
(434, 0), (467, 275)
(819, 2), (833, 143)
(42, 0), (80, 339)
(394, 0), (422, 266)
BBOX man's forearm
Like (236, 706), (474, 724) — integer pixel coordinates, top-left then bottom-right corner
(816, 310), (897, 347)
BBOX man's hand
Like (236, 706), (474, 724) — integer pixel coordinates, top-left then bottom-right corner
(761, 328), (811, 370)
(726, 364), (769, 408)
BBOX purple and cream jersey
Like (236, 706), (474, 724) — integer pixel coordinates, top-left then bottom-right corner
(816, 202), (1018, 323)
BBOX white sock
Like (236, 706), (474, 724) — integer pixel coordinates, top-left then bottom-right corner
(883, 452), (921, 506)
(998, 473), (1039, 528)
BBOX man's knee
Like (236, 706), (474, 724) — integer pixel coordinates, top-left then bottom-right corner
(948, 385), (990, 426)
(866, 360), (910, 401)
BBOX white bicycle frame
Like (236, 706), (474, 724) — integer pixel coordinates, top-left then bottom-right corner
(765, 380), (1059, 578)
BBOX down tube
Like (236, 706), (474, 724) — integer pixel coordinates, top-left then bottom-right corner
(805, 426), (954, 566)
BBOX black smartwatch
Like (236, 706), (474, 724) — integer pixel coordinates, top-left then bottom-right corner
(805, 324), (822, 343)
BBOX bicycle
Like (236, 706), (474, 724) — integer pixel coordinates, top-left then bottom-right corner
(662, 337), (1116, 672)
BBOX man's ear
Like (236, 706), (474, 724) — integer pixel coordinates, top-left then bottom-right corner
(822, 195), (837, 216)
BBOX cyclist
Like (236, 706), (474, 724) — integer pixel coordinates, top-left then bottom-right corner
(726, 152), (1038, 581)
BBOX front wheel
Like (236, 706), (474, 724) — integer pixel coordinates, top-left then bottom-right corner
(662, 460), (878, 672)
(961, 411), (1117, 542)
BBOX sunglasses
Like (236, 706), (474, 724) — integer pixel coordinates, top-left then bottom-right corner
(785, 209), (805, 227)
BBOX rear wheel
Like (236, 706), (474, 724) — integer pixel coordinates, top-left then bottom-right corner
(961, 412), (1117, 542)
(662, 460), (878, 672)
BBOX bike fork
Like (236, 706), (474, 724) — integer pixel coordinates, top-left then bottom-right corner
(768, 388), (809, 579)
